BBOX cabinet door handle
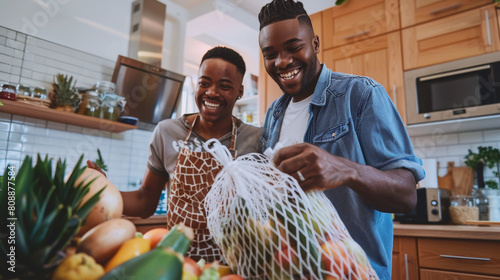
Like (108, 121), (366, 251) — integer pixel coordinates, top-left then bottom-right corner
(429, 3), (462, 15)
(440, 254), (491, 261)
(404, 253), (409, 280)
(485, 10), (492, 46)
(344, 30), (370, 40)
(392, 84), (397, 105)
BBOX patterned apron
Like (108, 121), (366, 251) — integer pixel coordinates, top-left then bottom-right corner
(167, 115), (237, 262)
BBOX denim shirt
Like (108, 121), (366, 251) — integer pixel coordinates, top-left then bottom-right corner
(259, 64), (425, 280)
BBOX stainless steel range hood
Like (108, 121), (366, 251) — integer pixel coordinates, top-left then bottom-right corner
(128, 0), (166, 66)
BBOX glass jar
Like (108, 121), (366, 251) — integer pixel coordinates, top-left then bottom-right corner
(484, 189), (500, 222)
(0, 84), (17, 101)
(449, 195), (479, 224)
(16, 84), (31, 96)
(100, 93), (125, 121)
(93, 81), (115, 95)
(472, 187), (489, 221)
(84, 91), (101, 118)
(32, 87), (48, 99)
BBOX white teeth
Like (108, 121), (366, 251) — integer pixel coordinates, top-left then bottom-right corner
(204, 101), (220, 109)
(279, 69), (299, 80)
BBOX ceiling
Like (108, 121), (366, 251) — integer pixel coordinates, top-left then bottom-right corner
(174, 0), (336, 76)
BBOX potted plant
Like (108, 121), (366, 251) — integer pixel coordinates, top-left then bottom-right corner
(50, 73), (80, 112)
(464, 146), (500, 190)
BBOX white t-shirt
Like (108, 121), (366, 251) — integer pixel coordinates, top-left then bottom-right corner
(279, 94), (313, 144)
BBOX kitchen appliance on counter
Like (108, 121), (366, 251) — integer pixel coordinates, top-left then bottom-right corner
(405, 52), (500, 127)
(394, 188), (451, 224)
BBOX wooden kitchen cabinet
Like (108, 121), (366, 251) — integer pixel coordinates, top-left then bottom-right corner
(321, 0), (400, 49)
(392, 236), (419, 280)
(393, 223), (500, 280)
(257, 55), (282, 126)
(323, 31), (407, 122)
(402, 4), (500, 70)
(400, 0), (492, 28)
(418, 238), (500, 278)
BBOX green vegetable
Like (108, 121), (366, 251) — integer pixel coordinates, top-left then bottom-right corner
(94, 149), (108, 172)
(199, 265), (220, 280)
(100, 248), (183, 280)
(101, 223), (193, 280)
(156, 223), (194, 254)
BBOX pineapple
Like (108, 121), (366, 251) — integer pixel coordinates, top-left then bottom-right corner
(0, 155), (103, 279)
(51, 73), (79, 112)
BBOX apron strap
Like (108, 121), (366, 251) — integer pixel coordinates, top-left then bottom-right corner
(184, 114), (238, 157)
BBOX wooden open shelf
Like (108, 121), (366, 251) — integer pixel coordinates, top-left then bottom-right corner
(0, 99), (137, 133)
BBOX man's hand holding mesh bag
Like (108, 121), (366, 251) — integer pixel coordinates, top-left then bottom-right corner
(204, 139), (378, 280)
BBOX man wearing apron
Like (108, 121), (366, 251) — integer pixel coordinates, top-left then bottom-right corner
(119, 46), (262, 262)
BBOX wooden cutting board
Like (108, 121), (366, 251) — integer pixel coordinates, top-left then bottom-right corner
(437, 161), (474, 195)
(452, 166), (474, 195)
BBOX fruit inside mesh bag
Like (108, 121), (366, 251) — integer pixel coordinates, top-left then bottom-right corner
(204, 139), (378, 280)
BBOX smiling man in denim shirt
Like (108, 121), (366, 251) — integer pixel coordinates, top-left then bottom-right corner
(257, 0), (425, 279)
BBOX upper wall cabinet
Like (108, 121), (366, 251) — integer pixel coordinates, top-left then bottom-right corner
(321, 0), (400, 49)
(323, 31), (406, 122)
(400, 0), (492, 28)
(402, 4), (500, 70)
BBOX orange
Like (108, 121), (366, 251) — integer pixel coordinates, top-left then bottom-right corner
(143, 228), (169, 249)
(321, 238), (351, 277)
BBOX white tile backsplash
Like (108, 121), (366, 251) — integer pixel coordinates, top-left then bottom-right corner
(0, 26), (153, 191)
(0, 112), (152, 191)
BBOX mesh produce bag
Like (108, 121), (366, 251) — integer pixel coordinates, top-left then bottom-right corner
(204, 139), (378, 280)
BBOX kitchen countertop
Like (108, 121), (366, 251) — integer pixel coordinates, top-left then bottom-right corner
(394, 222), (500, 241)
(127, 216), (500, 241)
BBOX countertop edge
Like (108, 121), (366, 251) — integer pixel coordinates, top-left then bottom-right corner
(393, 222), (500, 241)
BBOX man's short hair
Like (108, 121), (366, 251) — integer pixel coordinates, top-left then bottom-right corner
(258, 0), (313, 31)
(200, 46), (246, 77)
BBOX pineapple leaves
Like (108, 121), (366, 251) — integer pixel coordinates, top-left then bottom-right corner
(0, 153), (104, 279)
(51, 73), (79, 108)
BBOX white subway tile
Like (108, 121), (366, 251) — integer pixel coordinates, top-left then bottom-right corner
(14, 49), (24, 59)
(6, 150), (22, 160)
(16, 33), (26, 42)
(24, 117), (46, 127)
(10, 123), (24, 133)
(458, 131), (483, 144)
(20, 68), (33, 79)
(8, 142), (22, 151)
(10, 66), (21, 76)
(0, 140), (7, 149)
(12, 115), (25, 124)
(0, 63), (11, 73)
(6, 30), (15, 39)
(0, 113), (11, 121)
(47, 121), (66, 131)
(484, 129), (500, 142)
(0, 72), (10, 82)
(0, 53), (13, 65)
(0, 122), (10, 132)
(0, 27), (7, 37)
(446, 144), (473, 157)
(66, 125), (83, 134)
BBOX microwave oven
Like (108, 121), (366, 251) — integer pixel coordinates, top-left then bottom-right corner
(404, 52), (500, 125)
